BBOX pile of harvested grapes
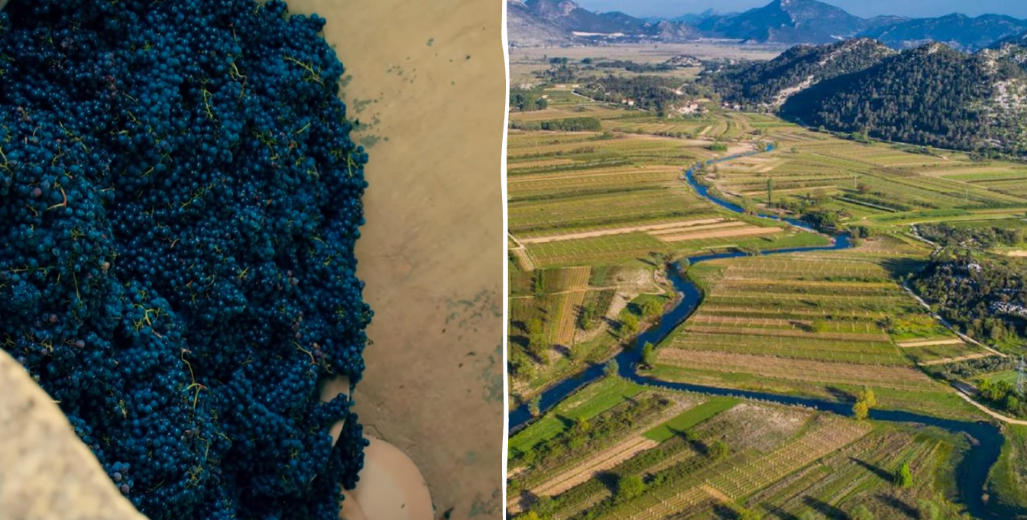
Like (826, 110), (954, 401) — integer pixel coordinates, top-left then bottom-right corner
(0, 1), (371, 518)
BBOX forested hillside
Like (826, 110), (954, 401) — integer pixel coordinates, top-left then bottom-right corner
(778, 43), (1027, 154)
(707, 38), (894, 108)
(912, 256), (1027, 345)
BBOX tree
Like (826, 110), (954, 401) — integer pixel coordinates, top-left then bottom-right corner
(507, 478), (523, 496)
(737, 508), (762, 520)
(521, 449), (536, 466)
(642, 299), (663, 320)
(516, 512), (542, 520)
(509, 348), (535, 380)
(529, 395), (542, 417)
(578, 302), (597, 330)
(621, 314), (639, 336)
(853, 386), (876, 420)
(859, 387), (877, 409)
(533, 496), (554, 518)
(527, 318), (543, 337)
(851, 505), (874, 520)
(574, 417), (591, 433)
(642, 342), (657, 367)
(852, 401), (869, 421)
(895, 461), (913, 488)
(533, 271), (545, 295)
(709, 440), (729, 460)
(616, 475), (644, 502)
(740, 197), (756, 215)
(527, 318), (549, 364)
(604, 359), (620, 377)
(767, 177), (773, 205)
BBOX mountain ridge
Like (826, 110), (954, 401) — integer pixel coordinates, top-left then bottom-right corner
(509, 0), (1027, 49)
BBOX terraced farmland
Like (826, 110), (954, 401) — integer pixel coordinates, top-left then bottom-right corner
(650, 238), (986, 419)
(697, 133), (1027, 228)
(508, 381), (970, 520)
(508, 53), (1027, 520)
(506, 106), (831, 402)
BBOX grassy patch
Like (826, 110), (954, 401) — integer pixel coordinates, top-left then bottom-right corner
(509, 377), (644, 454)
(643, 396), (739, 442)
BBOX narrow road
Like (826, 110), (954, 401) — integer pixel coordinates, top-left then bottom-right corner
(953, 387), (1027, 426)
(508, 233), (536, 272)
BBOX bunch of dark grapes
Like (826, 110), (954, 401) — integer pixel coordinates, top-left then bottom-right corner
(0, 1), (372, 518)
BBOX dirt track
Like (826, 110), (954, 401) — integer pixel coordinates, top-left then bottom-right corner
(919, 352), (998, 366)
(517, 218), (725, 245)
(658, 349), (935, 390)
(656, 226), (782, 243)
(897, 338), (964, 348)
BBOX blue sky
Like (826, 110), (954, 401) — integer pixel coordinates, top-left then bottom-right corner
(572, 0), (1027, 19)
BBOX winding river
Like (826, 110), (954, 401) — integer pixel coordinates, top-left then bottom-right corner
(509, 153), (1018, 519)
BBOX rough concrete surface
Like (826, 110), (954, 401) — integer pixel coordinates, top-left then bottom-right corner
(0, 350), (147, 520)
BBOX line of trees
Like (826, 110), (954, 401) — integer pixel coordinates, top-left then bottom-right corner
(510, 88), (549, 112)
(510, 117), (603, 132)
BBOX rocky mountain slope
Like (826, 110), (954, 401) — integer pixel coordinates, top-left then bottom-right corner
(859, 14), (1027, 51)
(508, 0), (1027, 49)
(707, 38), (895, 107)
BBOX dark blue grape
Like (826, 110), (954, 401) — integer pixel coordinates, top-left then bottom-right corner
(0, 1), (371, 519)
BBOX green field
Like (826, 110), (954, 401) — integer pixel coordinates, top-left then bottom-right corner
(509, 377), (645, 456)
(508, 383), (973, 520)
(643, 396), (739, 442)
(644, 236), (993, 420)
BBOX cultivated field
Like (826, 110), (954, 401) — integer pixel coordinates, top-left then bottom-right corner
(507, 104), (833, 401)
(650, 237), (991, 420)
(699, 134), (1027, 229)
(508, 381), (970, 520)
(507, 44), (1027, 520)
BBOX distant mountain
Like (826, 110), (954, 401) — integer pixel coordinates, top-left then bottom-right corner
(859, 13), (1027, 51)
(507, 0), (1027, 50)
(521, 0), (651, 35)
(708, 38), (895, 107)
(507, 0), (694, 44)
(779, 43), (1027, 154)
(991, 29), (1027, 49)
(695, 0), (869, 44)
(670, 9), (721, 25)
(508, 0), (572, 47)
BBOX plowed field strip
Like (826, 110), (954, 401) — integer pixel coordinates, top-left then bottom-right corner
(897, 338), (965, 348)
(519, 218), (726, 244)
(658, 350), (935, 389)
(683, 326), (890, 343)
(919, 352), (998, 366)
(655, 226), (783, 242)
(648, 221), (748, 236)
(556, 290), (586, 346)
(532, 436), (660, 497)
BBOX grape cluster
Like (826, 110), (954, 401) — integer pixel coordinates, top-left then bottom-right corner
(0, 1), (372, 518)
